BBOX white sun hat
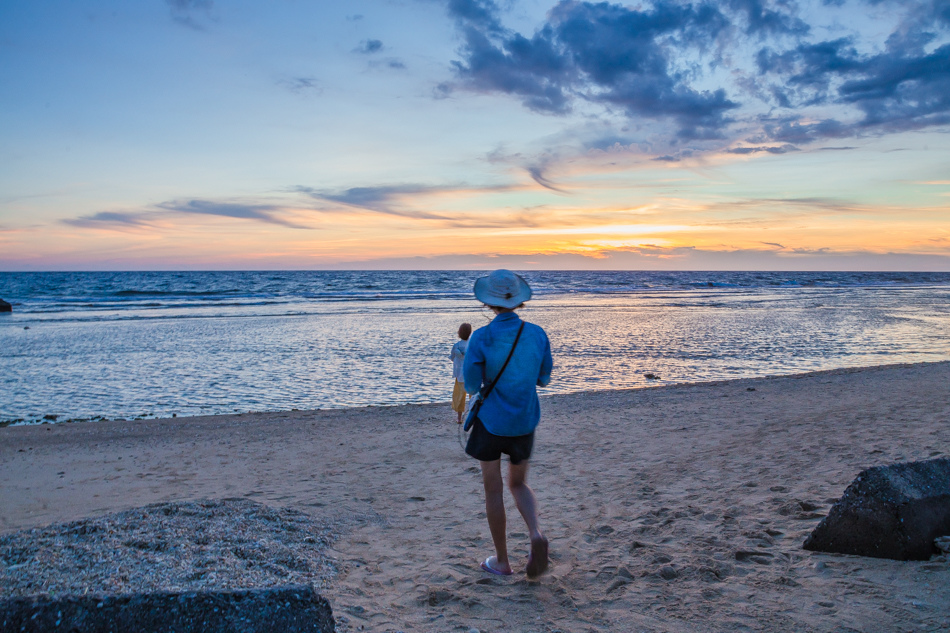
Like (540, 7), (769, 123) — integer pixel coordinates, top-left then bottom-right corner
(473, 269), (533, 308)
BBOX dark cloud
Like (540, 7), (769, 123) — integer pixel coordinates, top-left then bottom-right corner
(939, 0), (950, 24)
(444, 0), (950, 146)
(759, 116), (850, 144)
(839, 44), (950, 128)
(356, 39), (384, 54)
(756, 38), (862, 106)
(447, 0), (739, 138)
(727, 0), (808, 36)
(726, 143), (798, 154)
(758, 39), (950, 141)
(448, 0), (505, 34)
(450, 17), (574, 113)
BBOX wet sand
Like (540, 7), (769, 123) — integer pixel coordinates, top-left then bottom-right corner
(2, 362), (949, 632)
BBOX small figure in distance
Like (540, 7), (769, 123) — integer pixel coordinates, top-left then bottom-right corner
(462, 269), (553, 579)
(450, 322), (473, 425)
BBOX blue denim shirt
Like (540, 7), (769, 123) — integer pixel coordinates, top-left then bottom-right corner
(462, 312), (553, 437)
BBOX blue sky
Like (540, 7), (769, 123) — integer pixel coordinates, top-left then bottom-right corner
(1, 0), (949, 270)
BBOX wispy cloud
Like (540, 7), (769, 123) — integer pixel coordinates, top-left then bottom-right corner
(63, 211), (157, 230)
(355, 39), (384, 54)
(369, 58), (407, 70)
(527, 165), (569, 193)
(295, 182), (521, 219)
(278, 77), (322, 95)
(295, 184), (456, 218)
(63, 198), (312, 230)
(698, 196), (870, 220)
(726, 144), (798, 155)
(156, 199), (310, 228)
(167, 0), (214, 30)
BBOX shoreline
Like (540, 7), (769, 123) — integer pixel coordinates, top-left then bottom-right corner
(3, 359), (948, 429)
(2, 360), (949, 631)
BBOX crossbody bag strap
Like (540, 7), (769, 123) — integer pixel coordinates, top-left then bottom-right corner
(480, 321), (526, 401)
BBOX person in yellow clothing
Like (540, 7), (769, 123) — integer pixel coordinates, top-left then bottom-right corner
(450, 323), (473, 424)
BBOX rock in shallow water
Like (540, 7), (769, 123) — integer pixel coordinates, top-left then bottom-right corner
(0, 585), (335, 633)
(803, 457), (950, 560)
(0, 299), (10, 312)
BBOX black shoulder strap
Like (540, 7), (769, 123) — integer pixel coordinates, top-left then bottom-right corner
(481, 321), (525, 400)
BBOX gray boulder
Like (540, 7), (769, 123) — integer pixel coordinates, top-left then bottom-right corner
(803, 457), (950, 560)
(0, 298), (10, 312)
(0, 584), (334, 633)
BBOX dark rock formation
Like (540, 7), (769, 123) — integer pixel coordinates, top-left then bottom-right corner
(0, 299), (10, 312)
(0, 584), (334, 633)
(804, 457), (950, 560)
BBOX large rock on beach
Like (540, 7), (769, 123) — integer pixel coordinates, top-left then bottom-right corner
(0, 298), (10, 312)
(0, 584), (335, 633)
(803, 457), (950, 560)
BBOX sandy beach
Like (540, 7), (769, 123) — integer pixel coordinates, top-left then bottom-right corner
(2, 362), (949, 632)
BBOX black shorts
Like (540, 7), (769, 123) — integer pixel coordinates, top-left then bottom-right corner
(465, 418), (535, 465)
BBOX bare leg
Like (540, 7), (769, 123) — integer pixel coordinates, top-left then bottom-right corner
(507, 460), (542, 541)
(508, 460), (548, 577)
(480, 459), (512, 572)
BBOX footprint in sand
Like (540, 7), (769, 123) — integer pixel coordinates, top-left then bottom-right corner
(734, 550), (774, 565)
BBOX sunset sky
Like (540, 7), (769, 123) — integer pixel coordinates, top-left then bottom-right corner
(2, 0), (949, 270)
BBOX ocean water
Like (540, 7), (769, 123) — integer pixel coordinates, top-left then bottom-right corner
(2, 271), (949, 424)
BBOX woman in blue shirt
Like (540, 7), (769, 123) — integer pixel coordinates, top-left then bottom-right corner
(462, 269), (553, 578)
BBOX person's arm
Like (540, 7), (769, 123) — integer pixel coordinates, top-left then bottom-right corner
(462, 334), (484, 395)
(537, 333), (553, 387)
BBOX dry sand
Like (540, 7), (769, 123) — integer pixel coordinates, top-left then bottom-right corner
(2, 362), (949, 632)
